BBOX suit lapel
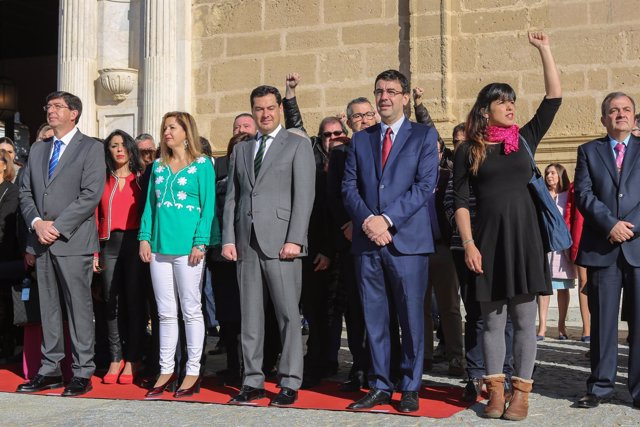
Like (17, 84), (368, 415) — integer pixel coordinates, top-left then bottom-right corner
(243, 138), (256, 187)
(255, 129), (287, 186)
(381, 119), (411, 177)
(595, 138), (618, 184)
(620, 136), (640, 183)
(41, 138), (53, 186)
(369, 125), (382, 180)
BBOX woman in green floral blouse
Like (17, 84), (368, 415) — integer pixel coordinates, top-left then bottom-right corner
(139, 111), (216, 398)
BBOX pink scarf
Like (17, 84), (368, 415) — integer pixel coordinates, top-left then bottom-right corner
(486, 125), (520, 155)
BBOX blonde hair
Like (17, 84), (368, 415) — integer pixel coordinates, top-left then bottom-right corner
(159, 111), (202, 165)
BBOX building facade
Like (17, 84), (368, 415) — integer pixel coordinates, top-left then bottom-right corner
(59, 0), (640, 173)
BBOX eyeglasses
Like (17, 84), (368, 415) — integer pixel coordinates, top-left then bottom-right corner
(373, 89), (404, 97)
(322, 131), (344, 138)
(349, 112), (376, 121)
(43, 104), (70, 112)
(139, 149), (156, 156)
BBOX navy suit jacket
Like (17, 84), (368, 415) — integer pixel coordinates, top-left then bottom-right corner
(342, 119), (439, 255)
(574, 135), (640, 267)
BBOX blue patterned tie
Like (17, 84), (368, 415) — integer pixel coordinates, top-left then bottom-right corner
(48, 139), (63, 179)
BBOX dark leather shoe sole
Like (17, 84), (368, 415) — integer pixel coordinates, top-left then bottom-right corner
(270, 395), (298, 406)
(576, 395), (610, 409)
(16, 381), (64, 393)
(61, 384), (93, 397)
(229, 389), (266, 404)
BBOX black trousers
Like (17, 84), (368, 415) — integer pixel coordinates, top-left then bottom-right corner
(100, 230), (146, 362)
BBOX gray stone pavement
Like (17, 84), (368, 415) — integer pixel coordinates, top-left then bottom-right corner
(1, 322), (638, 426)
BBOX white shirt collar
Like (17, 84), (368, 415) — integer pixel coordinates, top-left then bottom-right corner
(380, 116), (405, 140)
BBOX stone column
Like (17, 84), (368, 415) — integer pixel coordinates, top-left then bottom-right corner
(141, 0), (178, 138)
(58, 0), (98, 136)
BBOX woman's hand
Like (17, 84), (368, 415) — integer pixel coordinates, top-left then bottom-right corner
(528, 31), (549, 49)
(189, 245), (205, 266)
(464, 242), (484, 274)
(92, 256), (102, 273)
(139, 240), (152, 263)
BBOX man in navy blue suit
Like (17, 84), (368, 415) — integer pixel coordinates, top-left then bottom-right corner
(342, 69), (439, 412)
(575, 92), (640, 410)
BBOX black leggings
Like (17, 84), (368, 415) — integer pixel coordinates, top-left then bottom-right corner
(100, 230), (146, 362)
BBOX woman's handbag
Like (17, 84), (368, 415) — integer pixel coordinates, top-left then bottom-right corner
(11, 275), (41, 326)
(520, 136), (573, 253)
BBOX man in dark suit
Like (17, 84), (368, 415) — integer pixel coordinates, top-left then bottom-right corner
(342, 70), (439, 412)
(17, 91), (105, 396)
(222, 85), (315, 406)
(575, 91), (640, 410)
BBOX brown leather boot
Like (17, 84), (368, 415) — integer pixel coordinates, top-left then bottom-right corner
(503, 376), (533, 421)
(482, 374), (506, 418)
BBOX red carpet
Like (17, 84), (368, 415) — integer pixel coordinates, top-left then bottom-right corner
(0, 366), (478, 418)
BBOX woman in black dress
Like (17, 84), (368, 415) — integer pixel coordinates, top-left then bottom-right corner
(453, 32), (561, 421)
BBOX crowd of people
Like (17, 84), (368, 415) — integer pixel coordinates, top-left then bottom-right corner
(0, 31), (638, 420)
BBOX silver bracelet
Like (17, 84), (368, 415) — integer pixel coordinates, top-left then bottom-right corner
(462, 239), (474, 246)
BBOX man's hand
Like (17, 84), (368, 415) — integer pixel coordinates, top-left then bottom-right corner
(373, 230), (393, 246)
(341, 221), (353, 242)
(279, 242), (301, 260)
(33, 220), (59, 245)
(412, 87), (424, 104)
(608, 220), (635, 244)
(313, 253), (331, 272)
(92, 256), (102, 273)
(221, 244), (238, 261)
(337, 111), (348, 128)
(139, 240), (152, 263)
(285, 73), (300, 98)
(363, 215), (389, 240)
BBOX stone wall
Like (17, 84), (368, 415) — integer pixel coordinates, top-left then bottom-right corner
(192, 0), (640, 176)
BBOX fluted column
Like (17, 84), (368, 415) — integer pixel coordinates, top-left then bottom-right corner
(58, 0), (98, 136)
(142, 0), (178, 137)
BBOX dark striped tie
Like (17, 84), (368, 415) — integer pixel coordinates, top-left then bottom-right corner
(254, 134), (268, 177)
(48, 139), (63, 179)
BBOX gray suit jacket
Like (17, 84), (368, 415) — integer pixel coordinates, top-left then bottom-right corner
(19, 131), (106, 256)
(222, 128), (315, 259)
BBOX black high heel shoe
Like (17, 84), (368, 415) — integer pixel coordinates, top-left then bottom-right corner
(174, 376), (201, 398)
(145, 373), (177, 398)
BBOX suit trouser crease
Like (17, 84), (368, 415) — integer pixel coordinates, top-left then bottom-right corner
(149, 253), (205, 376)
(36, 251), (96, 378)
(238, 236), (303, 390)
(587, 255), (640, 400)
(356, 247), (428, 392)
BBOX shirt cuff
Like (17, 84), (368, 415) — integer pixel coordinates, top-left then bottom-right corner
(222, 243), (235, 247)
(382, 214), (393, 227)
(30, 217), (42, 230)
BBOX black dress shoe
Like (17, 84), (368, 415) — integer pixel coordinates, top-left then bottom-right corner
(340, 377), (363, 392)
(16, 374), (64, 393)
(62, 377), (92, 397)
(229, 385), (266, 403)
(576, 393), (610, 408)
(633, 399), (639, 409)
(462, 378), (482, 402)
(347, 388), (391, 409)
(398, 391), (420, 413)
(270, 387), (298, 406)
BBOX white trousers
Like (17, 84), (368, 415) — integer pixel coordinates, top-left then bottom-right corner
(150, 253), (205, 376)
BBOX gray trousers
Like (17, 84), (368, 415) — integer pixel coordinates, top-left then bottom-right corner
(36, 251), (95, 379)
(480, 293), (537, 379)
(237, 235), (303, 390)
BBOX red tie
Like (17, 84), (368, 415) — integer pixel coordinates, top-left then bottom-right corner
(381, 127), (392, 169)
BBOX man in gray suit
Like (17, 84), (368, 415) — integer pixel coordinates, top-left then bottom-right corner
(222, 85), (315, 406)
(17, 91), (105, 396)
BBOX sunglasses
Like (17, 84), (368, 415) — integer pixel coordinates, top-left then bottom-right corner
(322, 131), (344, 138)
(140, 149), (156, 155)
